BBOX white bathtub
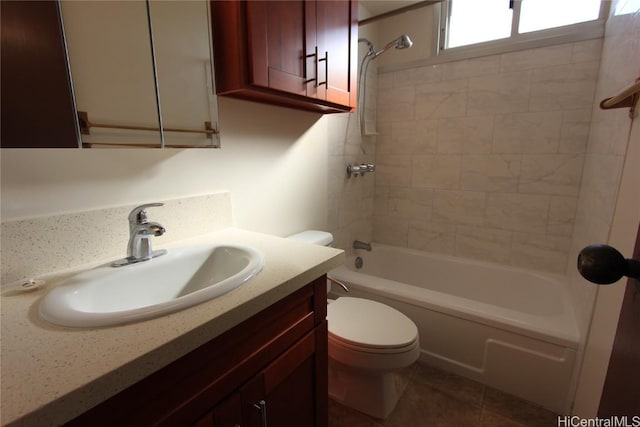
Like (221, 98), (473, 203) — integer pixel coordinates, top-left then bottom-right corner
(329, 244), (579, 414)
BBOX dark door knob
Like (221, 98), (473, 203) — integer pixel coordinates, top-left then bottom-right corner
(577, 244), (640, 285)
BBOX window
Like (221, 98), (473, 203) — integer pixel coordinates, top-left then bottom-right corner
(446, 0), (513, 48)
(614, 0), (640, 16)
(518, 0), (602, 33)
(440, 0), (607, 52)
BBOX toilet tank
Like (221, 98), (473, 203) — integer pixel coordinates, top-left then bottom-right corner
(287, 230), (333, 246)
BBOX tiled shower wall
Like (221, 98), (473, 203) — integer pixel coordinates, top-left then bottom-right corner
(567, 6), (640, 331)
(326, 27), (378, 253)
(373, 39), (603, 273)
(326, 112), (376, 251)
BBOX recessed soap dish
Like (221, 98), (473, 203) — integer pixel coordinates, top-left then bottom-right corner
(15, 279), (46, 292)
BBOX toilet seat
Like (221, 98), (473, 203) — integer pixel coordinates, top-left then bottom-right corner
(327, 297), (418, 352)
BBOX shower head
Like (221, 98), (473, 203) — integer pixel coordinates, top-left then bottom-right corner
(391, 34), (414, 50)
(364, 34), (413, 58)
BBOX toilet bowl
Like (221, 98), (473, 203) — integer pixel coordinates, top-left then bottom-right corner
(287, 231), (420, 419)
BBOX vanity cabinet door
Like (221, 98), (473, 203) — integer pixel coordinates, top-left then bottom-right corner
(241, 328), (322, 427)
(210, 393), (243, 427)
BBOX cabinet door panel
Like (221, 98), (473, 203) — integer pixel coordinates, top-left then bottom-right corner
(316, 0), (356, 108)
(265, 357), (315, 427)
(212, 393), (242, 427)
(241, 330), (317, 427)
(247, 1), (313, 96)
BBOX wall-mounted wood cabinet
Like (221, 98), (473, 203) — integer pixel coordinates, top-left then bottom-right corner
(211, 0), (357, 114)
(67, 276), (329, 426)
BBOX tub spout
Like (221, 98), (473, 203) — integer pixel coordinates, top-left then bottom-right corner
(353, 240), (372, 251)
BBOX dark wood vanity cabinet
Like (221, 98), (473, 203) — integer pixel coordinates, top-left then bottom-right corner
(211, 0), (357, 114)
(67, 275), (329, 427)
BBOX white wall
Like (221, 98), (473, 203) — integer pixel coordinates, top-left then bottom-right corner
(369, 4), (438, 68)
(1, 98), (328, 238)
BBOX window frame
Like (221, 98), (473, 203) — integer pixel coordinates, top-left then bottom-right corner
(437, 0), (609, 61)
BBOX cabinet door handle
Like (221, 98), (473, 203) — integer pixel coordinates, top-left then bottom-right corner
(253, 400), (267, 427)
(304, 47), (317, 84)
(318, 51), (328, 87)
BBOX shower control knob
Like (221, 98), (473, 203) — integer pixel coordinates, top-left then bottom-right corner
(346, 164), (361, 177)
(577, 244), (640, 285)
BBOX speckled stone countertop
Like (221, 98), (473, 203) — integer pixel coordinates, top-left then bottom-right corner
(0, 228), (344, 426)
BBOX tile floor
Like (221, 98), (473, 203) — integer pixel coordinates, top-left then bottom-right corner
(328, 363), (559, 427)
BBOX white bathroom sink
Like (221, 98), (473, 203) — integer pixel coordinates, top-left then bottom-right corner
(39, 243), (265, 328)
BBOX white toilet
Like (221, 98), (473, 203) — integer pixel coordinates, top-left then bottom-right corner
(287, 231), (420, 419)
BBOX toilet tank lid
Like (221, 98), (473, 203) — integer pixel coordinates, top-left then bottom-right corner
(287, 230), (333, 246)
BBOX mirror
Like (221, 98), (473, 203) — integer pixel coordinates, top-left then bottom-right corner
(60, 0), (219, 148)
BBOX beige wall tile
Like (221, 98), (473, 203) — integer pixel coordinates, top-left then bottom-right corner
(519, 154), (584, 196)
(492, 111), (562, 154)
(571, 39), (604, 64)
(442, 55), (501, 80)
(485, 193), (549, 233)
(433, 190), (486, 225)
(454, 225), (513, 264)
(415, 79), (468, 119)
(392, 119), (438, 154)
(378, 86), (415, 122)
(501, 43), (573, 72)
(559, 109), (592, 154)
(373, 215), (409, 246)
(511, 232), (572, 273)
(467, 71), (532, 116)
(375, 186), (434, 221)
(529, 62), (599, 111)
(408, 220), (456, 254)
(548, 196), (578, 236)
(378, 72), (393, 90)
(437, 116), (494, 154)
(412, 154), (462, 189)
(461, 155), (521, 192)
(376, 154), (412, 187)
(394, 64), (442, 87)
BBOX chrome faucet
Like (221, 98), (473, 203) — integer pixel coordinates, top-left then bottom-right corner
(353, 240), (372, 251)
(112, 203), (167, 267)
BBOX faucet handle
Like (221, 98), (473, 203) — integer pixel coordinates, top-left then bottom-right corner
(128, 203), (164, 226)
